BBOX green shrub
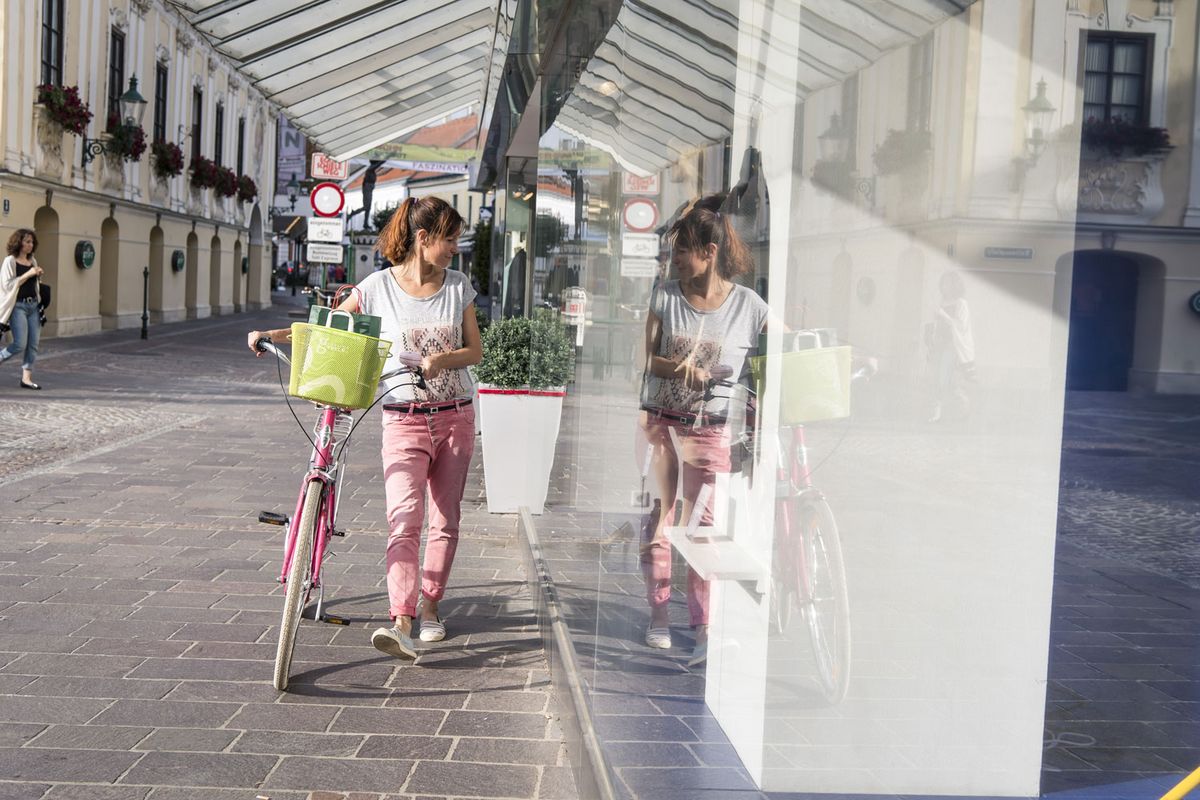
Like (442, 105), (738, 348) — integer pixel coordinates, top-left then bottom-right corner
(476, 315), (573, 389)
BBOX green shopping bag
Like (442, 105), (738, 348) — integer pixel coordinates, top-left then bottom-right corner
(307, 284), (382, 338)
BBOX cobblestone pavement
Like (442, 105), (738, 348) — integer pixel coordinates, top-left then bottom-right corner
(0, 293), (579, 800)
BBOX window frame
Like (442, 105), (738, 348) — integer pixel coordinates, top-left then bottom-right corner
(153, 64), (169, 144)
(40, 0), (64, 87)
(236, 117), (245, 175)
(214, 102), (225, 167)
(191, 88), (203, 161)
(107, 27), (126, 128)
(1083, 31), (1153, 126)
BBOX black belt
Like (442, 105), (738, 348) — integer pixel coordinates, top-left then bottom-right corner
(383, 399), (472, 415)
(641, 405), (726, 427)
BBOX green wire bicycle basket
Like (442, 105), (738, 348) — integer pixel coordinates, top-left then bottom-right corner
(289, 320), (391, 409)
(750, 345), (852, 424)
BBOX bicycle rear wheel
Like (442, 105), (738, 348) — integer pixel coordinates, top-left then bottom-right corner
(273, 480), (321, 691)
(799, 498), (851, 704)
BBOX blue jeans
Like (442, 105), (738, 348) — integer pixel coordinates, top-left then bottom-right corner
(0, 299), (41, 370)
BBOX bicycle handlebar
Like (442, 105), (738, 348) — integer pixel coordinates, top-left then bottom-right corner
(253, 338), (426, 390)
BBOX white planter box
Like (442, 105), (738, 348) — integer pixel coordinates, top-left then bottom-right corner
(478, 385), (564, 514)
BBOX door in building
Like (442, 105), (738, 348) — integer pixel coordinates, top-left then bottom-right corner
(1066, 253), (1138, 391)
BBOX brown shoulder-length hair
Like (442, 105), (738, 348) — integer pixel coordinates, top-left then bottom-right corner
(668, 194), (753, 279)
(376, 197), (464, 265)
(6, 228), (38, 257)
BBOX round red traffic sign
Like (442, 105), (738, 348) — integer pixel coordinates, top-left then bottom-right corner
(622, 197), (658, 233)
(310, 182), (345, 217)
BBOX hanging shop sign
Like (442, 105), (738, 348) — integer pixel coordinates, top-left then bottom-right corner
(171, 250), (185, 272)
(622, 172), (660, 195)
(306, 242), (344, 263)
(622, 198), (659, 233)
(74, 240), (95, 270)
(310, 152), (349, 181)
(309, 182), (345, 217)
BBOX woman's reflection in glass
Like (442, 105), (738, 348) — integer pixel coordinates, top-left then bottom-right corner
(638, 194), (769, 667)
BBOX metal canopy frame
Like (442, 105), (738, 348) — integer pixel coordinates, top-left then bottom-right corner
(170, 0), (498, 160)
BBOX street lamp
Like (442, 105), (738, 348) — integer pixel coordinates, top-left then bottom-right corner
(268, 174), (301, 221)
(81, 76), (148, 167)
(818, 113), (847, 161)
(1012, 77), (1058, 191)
(1022, 78), (1056, 163)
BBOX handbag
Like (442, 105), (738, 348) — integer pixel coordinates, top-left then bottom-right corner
(38, 282), (51, 327)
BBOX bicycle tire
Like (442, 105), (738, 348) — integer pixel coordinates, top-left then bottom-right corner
(771, 495), (800, 636)
(799, 497), (851, 704)
(273, 480), (321, 691)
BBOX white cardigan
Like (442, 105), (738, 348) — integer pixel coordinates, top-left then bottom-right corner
(0, 254), (40, 325)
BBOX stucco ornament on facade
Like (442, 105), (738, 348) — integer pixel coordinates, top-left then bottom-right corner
(156, 45), (170, 65)
(1076, 156), (1165, 221)
(176, 29), (193, 53)
(130, 0), (153, 18)
(110, 7), (128, 31)
(33, 106), (65, 182)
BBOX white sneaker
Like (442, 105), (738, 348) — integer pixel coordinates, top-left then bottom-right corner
(419, 616), (446, 642)
(371, 626), (417, 660)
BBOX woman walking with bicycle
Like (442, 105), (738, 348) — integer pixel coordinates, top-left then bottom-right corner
(249, 196), (480, 663)
(639, 195), (768, 667)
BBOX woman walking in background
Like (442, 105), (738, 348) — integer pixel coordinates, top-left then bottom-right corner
(0, 229), (46, 390)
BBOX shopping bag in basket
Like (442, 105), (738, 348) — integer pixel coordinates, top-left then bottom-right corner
(307, 285), (382, 338)
(750, 345), (852, 424)
(289, 311), (391, 409)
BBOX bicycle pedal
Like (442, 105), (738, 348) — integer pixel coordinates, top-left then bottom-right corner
(321, 614), (350, 626)
(331, 529), (346, 537)
(258, 511), (288, 526)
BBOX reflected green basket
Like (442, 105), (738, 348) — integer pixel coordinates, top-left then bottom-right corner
(750, 345), (852, 424)
(288, 323), (392, 410)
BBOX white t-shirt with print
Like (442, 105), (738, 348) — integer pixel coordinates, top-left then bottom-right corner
(357, 267), (476, 404)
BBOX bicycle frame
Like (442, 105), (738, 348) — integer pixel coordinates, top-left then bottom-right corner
(279, 405), (349, 591)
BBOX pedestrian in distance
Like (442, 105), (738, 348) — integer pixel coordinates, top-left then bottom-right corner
(0, 228), (46, 389)
(248, 196), (481, 662)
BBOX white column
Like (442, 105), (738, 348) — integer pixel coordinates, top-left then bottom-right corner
(1183, 7), (1200, 225)
(966, 1), (1022, 218)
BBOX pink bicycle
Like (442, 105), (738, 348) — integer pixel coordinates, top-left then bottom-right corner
(253, 337), (423, 691)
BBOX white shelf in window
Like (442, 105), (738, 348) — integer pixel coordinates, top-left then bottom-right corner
(664, 527), (767, 583)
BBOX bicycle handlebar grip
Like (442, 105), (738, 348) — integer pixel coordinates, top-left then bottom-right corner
(254, 337), (271, 353)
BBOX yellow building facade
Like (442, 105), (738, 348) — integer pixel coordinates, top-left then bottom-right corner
(0, 0), (275, 338)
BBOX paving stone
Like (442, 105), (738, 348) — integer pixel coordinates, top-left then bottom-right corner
(537, 765), (580, 800)
(0, 696), (111, 724)
(330, 707), (446, 735)
(1, 652), (144, 678)
(464, 690), (549, 713)
(0, 747), (141, 783)
(355, 734), (453, 760)
(135, 728), (241, 753)
(91, 699), (241, 728)
(41, 787), (153, 800)
(16, 676), (176, 700)
(404, 761), (537, 798)
(0, 784), (49, 800)
(232, 730), (365, 757)
(120, 751), (277, 788)
(227, 702), (339, 732)
(264, 756), (413, 793)
(439, 710), (551, 739)
(451, 737), (562, 765)
(0, 723), (47, 747)
(28, 724), (152, 750)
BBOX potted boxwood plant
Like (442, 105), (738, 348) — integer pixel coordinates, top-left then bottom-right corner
(475, 313), (574, 514)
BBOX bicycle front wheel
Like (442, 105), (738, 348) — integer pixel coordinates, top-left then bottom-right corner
(799, 498), (851, 705)
(273, 480), (321, 691)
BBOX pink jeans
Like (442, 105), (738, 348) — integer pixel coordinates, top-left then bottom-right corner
(640, 418), (731, 627)
(381, 403), (475, 619)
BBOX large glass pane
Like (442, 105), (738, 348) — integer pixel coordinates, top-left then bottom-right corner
(501, 0), (1130, 797)
(1113, 41), (1146, 75)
